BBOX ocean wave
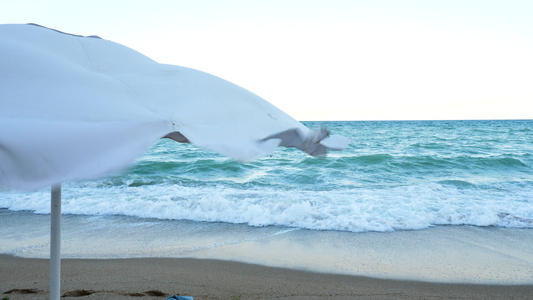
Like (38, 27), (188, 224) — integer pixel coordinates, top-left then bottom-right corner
(436, 179), (475, 187)
(2, 120), (533, 233)
(2, 181), (532, 233)
(336, 154), (394, 165)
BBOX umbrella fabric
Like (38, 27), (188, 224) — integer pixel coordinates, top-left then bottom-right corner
(0, 24), (349, 190)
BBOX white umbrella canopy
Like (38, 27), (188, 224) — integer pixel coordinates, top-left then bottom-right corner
(0, 23), (349, 191)
(0, 23), (350, 299)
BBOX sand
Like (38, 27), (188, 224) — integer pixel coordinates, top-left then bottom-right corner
(3, 213), (533, 299)
(1, 255), (533, 300)
(3, 211), (533, 285)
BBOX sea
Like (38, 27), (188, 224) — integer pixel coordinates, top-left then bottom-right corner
(1, 120), (533, 282)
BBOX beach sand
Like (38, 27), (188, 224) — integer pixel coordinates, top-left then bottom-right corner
(2, 255), (533, 300)
(2, 212), (533, 299)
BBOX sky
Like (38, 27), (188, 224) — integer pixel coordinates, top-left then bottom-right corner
(2, 0), (532, 121)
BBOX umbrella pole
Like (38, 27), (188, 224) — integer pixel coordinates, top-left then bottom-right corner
(50, 184), (62, 300)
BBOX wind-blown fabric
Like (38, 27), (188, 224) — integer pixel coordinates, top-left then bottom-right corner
(0, 24), (349, 190)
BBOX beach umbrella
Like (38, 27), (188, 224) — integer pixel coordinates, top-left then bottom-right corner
(0, 24), (349, 299)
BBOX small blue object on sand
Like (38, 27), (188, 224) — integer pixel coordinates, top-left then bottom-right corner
(165, 296), (193, 300)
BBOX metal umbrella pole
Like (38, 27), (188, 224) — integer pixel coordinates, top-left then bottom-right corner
(50, 184), (61, 300)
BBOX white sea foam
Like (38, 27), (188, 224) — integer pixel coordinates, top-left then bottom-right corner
(2, 180), (532, 232)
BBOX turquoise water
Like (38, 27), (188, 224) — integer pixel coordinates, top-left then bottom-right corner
(1, 120), (532, 232)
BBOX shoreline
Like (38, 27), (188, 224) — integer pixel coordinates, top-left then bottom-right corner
(2, 255), (533, 300)
(2, 210), (533, 285)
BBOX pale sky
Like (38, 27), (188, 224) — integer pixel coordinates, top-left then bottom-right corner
(2, 0), (532, 121)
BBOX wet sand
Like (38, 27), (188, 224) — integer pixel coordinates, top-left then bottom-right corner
(2, 212), (533, 299)
(3, 211), (533, 285)
(2, 255), (533, 300)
